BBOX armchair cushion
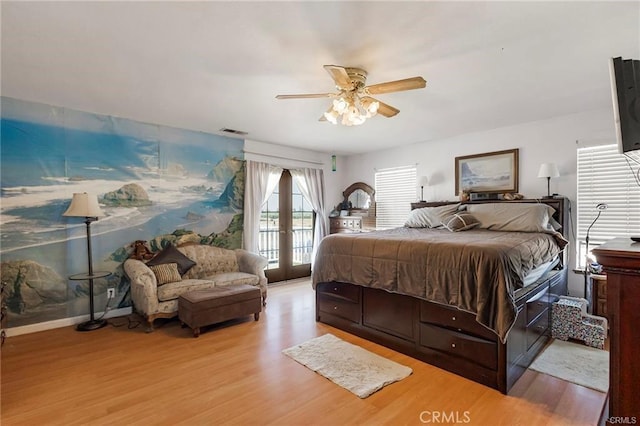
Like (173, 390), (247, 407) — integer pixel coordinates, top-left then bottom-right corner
(149, 262), (182, 286)
(147, 244), (196, 275)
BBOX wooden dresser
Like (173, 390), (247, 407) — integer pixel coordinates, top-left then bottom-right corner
(329, 216), (362, 234)
(592, 238), (640, 423)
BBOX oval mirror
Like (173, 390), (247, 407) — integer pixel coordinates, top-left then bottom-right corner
(348, 189), (370, 209)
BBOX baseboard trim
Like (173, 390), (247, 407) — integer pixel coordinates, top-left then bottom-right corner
(5, 307), (133, 337)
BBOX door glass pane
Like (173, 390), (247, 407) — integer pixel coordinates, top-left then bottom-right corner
(291, 180), (314, 266)
(260, 190), (279, 270)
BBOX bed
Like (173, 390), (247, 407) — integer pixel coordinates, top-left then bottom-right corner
(313, 198), (569, 394)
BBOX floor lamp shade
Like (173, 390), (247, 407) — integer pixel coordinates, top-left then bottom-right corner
(63, 193), (108, 331)
(63, 193), (104, 218)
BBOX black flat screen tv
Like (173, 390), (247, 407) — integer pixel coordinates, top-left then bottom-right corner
(609, 56), (640, 157)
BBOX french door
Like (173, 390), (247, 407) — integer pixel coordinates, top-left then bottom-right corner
(260, 170), (314, 283)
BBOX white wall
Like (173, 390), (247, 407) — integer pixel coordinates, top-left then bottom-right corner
(341, 108), (618, 296)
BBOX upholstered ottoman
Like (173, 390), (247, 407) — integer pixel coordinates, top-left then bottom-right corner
(178, 284), (262, 337)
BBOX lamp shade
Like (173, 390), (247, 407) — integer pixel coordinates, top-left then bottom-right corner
(537, 162), (560, 178)
(419, 176), (429, 186)
(63, 193), (104, 218)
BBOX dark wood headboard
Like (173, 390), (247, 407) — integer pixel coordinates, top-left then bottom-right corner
(411, 198), (570, 268)
(411, 198), (568, 233)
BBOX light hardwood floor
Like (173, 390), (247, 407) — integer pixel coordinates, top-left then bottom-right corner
(1, 280), (606, 425)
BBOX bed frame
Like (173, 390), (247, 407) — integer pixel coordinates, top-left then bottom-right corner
(315, 198), (569, 394)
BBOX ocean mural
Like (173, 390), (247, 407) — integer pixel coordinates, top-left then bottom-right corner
(0, 97), (245, 328)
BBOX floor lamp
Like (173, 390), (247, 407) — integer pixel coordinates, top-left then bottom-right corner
(583, 203), (608, 312)
(63, 193), (108, 331)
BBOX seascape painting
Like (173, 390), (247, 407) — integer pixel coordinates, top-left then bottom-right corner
(455, 149), (519, 195)
(0, 97), (244, 328)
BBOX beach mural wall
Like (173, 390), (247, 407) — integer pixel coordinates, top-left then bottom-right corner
(0, 97), (245, 328)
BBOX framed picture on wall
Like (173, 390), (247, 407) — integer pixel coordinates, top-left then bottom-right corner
(455, 148), (519, 195)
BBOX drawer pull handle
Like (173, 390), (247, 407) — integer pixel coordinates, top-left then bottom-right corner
(451, 343), (456, 348)
(452, 316), (456, 321)
(333, 287), (338, 291)
(333, 306), (338, 310)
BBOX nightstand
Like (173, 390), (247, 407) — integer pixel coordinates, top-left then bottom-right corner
(591, 274), (608, 321)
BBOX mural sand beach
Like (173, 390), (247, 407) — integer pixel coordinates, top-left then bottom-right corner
(1, 97), (244, 327)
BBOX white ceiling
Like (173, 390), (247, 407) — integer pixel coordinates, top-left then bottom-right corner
(2, 1), (639, 155)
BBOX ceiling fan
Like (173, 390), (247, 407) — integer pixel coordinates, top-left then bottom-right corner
(275, 65), (427, 126)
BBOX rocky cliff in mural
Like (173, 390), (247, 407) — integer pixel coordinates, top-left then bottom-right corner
(215, 165), (245, 212)
(1, 261), (67, 313)
(101, 183), (152, 207)
(207, 156), (243, 182)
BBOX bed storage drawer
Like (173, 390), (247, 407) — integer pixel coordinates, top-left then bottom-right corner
(363, 287), (416, 340)
(419, 323), (497, 370)
(317, 295), (360, 322)
(526, 308), (549, 349)
(523, 280), (551, 350)
(316, 282), (360, 303)
(526, 287), (549, 323)
(419, 301), (496, 340)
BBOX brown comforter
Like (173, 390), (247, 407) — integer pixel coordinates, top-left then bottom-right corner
(312, 228), (566, 342)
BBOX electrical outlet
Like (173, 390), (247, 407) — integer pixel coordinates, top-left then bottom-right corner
(107, 288), (115, 299)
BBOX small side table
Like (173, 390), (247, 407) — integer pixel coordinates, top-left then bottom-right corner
(69, 271), (111, 331)
(591, 274), (608, 321)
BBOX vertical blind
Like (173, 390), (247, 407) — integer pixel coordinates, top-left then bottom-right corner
(375, 165), (416, 229)
(577, 144), (640, 266)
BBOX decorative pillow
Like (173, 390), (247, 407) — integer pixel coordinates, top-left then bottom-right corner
(405, 208), (432, 228)
(405, 204), (460, 228)
(465, 203), (555, 232)
(441, 213), (480, 232)
(146, 243), (196, 275)
(149, 263), (182, 286)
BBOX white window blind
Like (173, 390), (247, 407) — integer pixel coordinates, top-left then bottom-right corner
(375, 166), (416, 229)
(577, 144), (640, 267)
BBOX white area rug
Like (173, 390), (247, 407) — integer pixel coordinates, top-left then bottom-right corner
(529, 339), (609, 392)
(282, 333), (412, 398)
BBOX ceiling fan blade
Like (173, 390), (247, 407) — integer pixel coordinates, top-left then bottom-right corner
(364, 76), (426, 95)
(362, 96), (400, 118)
(324, 65), (354, 90)
(276, 93), (334, 99)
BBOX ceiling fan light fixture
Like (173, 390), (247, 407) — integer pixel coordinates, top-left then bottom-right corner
(324, 109), (339, 124)
(361, 97), (379, 117)
(333, 98), (348, 114)
(277, 65), (426, 126)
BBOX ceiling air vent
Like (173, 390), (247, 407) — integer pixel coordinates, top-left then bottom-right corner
(219, 128), (248, 136)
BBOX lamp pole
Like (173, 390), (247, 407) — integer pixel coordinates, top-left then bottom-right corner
(583, 204), (608, 312)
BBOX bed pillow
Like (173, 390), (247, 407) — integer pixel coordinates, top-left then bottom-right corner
(149, 262), (182, 286)
(465, 203), (555, 232)
(441, 212), (480, 232)
(405, 204), (460, 228)
(146, 243), (196, 275)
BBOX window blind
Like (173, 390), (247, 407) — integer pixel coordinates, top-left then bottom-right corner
(375, 166), (416, 229)
(577, 144), (640, 266)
